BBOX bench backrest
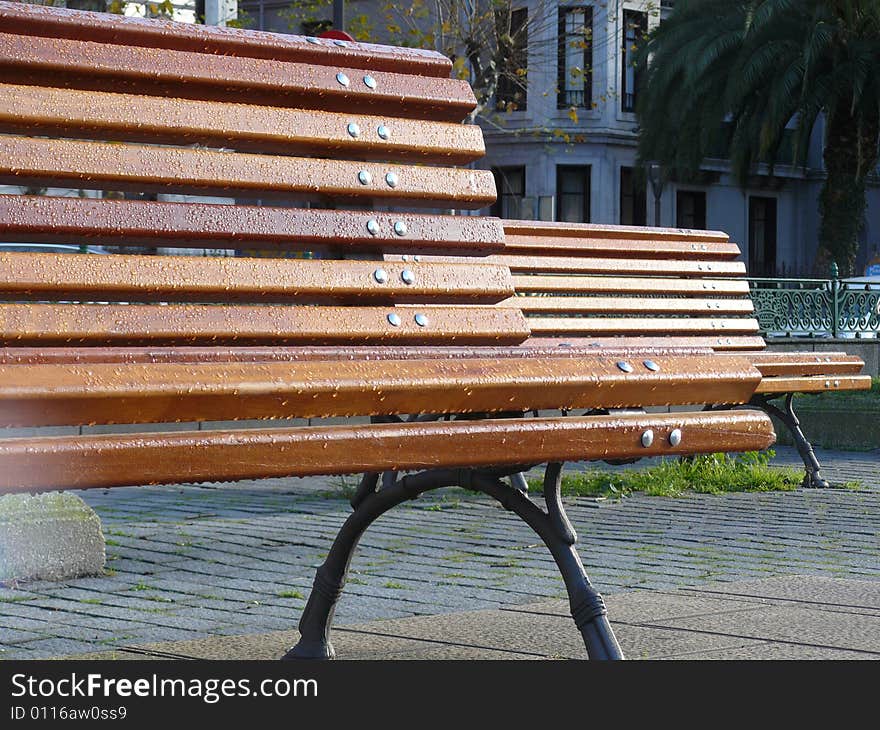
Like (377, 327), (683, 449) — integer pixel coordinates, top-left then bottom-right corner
(0, 1), (530, 349)
(386, 219), (765, 352)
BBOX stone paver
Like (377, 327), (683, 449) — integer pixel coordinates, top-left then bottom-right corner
(0, 447), (877, 659)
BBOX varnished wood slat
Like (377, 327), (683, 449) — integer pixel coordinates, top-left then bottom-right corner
(0, 1), (454, 78)
(503, 233), (742, 260)
(0, 83), (485, 163)
(0, 31), (475, 121)
(747, 355), (865, 377)
(490, 255), (746, 277)
(507, 296), (754, 315)
(527, 317), (760, 336)
(0, 411), (776, 493)
(0, 195), (504, 253)
(0, 304), (529, 346)
(0, 344), (717, 366)
(0, 355), (763, 427)
(0, 136), (496, 208)
(512, 274), (751, 296)
(524, 336), (768, 351)
(501, 219), (730, 242)
(755, 374), (872, 394)
(0, 253), (513, 304)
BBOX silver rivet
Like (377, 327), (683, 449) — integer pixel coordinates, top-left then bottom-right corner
(414, 313), (428, 327)
(385, 172), (399, 188)
(357, 170), (372, 185)
(643, 360), (660, 372)
(616, 361), (634, 373)
(387, 312), (401, 326)
(306, 37), (320, 44)
(413, 255), (422, 262)
(366, 219), (380, 236)
(825, 380), (831, 388)
(393, 220), (408, 236)
(834, 380), (840, 387)
(377, 124), (390, 140)
(363, 75), (377, 89)
(401, 269), (415, 285)
(669, 429), (682, 447)
(347, 122), (361, 138)
(697, 264), (704, 271)
(641, 430), (654, 448)
(401, 255), (410, 262)
(333, 39), (348, 46)
(336, 72), (350, 86)
(373, 268), (388, 284)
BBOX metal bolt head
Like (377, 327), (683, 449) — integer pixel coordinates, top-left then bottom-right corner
(366, 218), (380, 236)
(377, 124), (390, 140)
(387, 312), (401, 327)
(347, 122), (361, 138)
(640, 430), (654, 448)
(357, 170), (372, 185)
(669, 428), (682, 447)
(643, 359), (660, 372)
(401, 255), (410, 262)
(413, 255), (422, 262)
(373, 268), (388, 284)
(393, 220), (408, 236)
(401, 269), (415, 285)
(306, 36), (320, 44)
(363, 74), (377, 89)
(385, 172), (399, 188)
(616, 361), (634, 373)
(333, 39), (348, 47)
(414, 313), (428, 327)
(336, 72), (350, 87)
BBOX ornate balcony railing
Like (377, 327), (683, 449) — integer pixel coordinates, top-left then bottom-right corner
(748, 265), (880, 338)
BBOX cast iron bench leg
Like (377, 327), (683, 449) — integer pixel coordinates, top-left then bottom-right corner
(284, 462), (623, 660)
(749, 394), (829, 488)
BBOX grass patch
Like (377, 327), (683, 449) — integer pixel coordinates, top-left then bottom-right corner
(794, 376), (879, 411)
(527, 450), (803, 498)
(277, 589), (304, 600)
(383, 581), (406, 590)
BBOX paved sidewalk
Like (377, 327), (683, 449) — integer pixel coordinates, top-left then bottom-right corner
(0, 446), (878, 660)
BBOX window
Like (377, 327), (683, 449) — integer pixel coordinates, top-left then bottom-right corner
(496, 7), (528, 111)
(490, 166), (527, 219)
(556, 165), (591, 222)
(748, 196), (778, 276)
(558, 6), (593, 109)
(621, 10), (647, 113)
(619, 167), (646, 226)
(676, 190), (707, 229)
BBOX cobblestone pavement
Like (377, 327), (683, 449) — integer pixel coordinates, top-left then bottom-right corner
(1, 446), (878, 659)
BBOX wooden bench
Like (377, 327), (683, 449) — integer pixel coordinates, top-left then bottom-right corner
(475, 220), (870, 487)
(0, 3), (776, 660)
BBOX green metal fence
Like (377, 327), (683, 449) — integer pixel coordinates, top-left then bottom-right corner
(748, 264), (880, 338)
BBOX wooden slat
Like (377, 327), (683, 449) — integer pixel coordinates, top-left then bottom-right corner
(0, 31), (475, 121)
(507, 296), (754, 315)
(502, 219), (730, 243)
(746, 354), (865, 377)
(490, 255), (746, 277)
(0, 411), (776, 493)
(512, 274), (751, 296)
(755, 375), (872, 394)
(0, 1), (454, 78)
(0, 304), (529, 346)
(0, 355), (762, 427)
(0, 83), (485, 163)
(0, 344), (717, 366)
(524, 336), (768, 351)
(0, 195), (504, 253)
(503, 233), (742, 260)
(0, 253), (513, 304)
(0, 136), (496, 208)
(527, 317), (760, 336)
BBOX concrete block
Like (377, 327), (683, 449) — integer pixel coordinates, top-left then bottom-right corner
(0, 492), (105, 582)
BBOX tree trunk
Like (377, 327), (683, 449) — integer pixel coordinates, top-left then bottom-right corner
(818, 104), (879, 276)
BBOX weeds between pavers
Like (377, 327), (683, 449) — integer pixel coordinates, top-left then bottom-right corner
(527, 450), (863, 498)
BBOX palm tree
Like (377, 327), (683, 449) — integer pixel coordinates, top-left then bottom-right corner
(635, 0), (880, 275)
